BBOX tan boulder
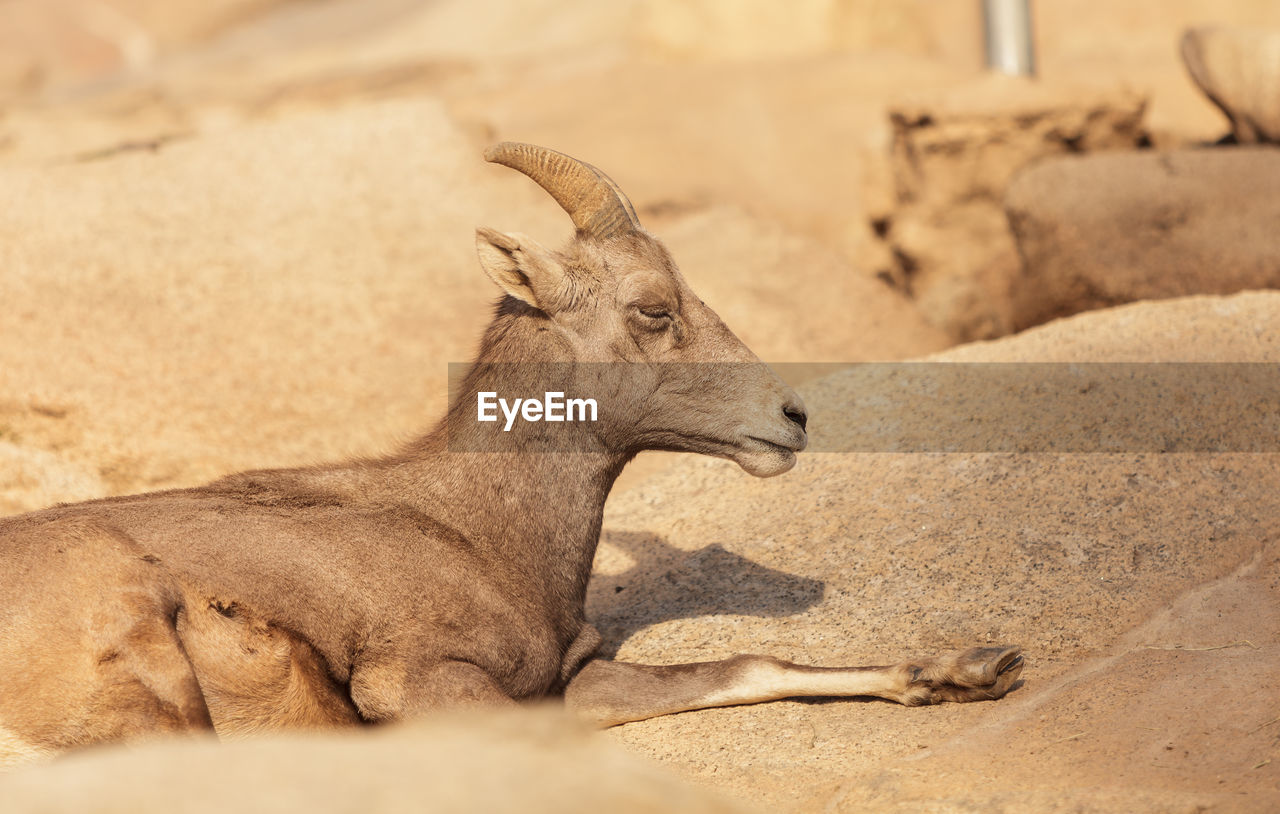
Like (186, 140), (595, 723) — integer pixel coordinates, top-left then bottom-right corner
(864, 78), (1149, 341)
(0, 708), (750, 813)
(634, 0), (981, 63)
(0, 442), (106, 518)
(450, 53), (965, 265)
(594, 292), (1280, 810)
(1005, 147), (1280, 329)
(0, 0), (302, 96)
(653, 206), (949, 364)
(0, 98), (562, 508)
(1182, 26), (1280, 144)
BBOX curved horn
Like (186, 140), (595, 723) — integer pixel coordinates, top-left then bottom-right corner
(484, 142), (641, 239)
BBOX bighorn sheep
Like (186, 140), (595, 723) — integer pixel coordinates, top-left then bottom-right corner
(0, 144), (1022, 764)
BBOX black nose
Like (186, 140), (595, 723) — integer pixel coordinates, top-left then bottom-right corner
(783, 404), (807, 432)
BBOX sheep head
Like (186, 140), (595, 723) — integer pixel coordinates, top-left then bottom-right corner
(472, 143), (807, 477)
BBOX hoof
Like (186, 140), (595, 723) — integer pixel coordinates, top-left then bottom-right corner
(903, 645), (1024, 705)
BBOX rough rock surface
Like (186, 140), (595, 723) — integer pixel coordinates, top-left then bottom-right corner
(0, 0), (301, 95)
(864, 79), (1149, 342)
(652, 206), (948, 364)
(1005, 147), (1280, 329)
(593, 292), (1280, 811)
(0, 99), (536, 512)
(1182, 26), (1280, 144)
(0, 708), (751, 813)
(636, 0), (983, 63)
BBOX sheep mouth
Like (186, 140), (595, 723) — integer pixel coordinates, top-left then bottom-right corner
(730, 434), (806, 478)
(745, 433), (807, 455)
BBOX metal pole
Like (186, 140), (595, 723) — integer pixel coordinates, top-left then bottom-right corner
(983, 0), (1036, 77)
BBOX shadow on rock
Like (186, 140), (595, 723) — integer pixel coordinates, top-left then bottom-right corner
(587, 530), (824, 658)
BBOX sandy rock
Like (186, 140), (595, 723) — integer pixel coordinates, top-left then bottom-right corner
(635, 0), (981, 63)
(594, 292), (1280, 810)
(1005, 147), (1280, 330)
(0, 0), (301, 95)
(116, 0), (644, 115)
(937, 289), (1280, 364)
(0, 98), (565, 507)
(450, 52), (966, 265)
(806, 538), (1280, 811)
(0, 708), (751, 813)
(0, 2), (130, 94)
(866, 78), (1149, 341)
(0, 398), (106, 516)
(1182, 26), (1280, 144)
(0, 443), (105, 519)
(653, 206), (949, 363)
(8, 0), (1280, 166)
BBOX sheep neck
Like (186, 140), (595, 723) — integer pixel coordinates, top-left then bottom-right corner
(381, 304), (632, 623)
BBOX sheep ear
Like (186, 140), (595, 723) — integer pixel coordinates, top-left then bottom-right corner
(475, 227), (566, 312)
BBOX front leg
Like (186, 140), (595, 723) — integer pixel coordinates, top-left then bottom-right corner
(564, 646), (1024, 727)
(350, 657), (515, 723)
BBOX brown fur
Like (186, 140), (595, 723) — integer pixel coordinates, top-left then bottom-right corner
(0, 145), (1019, 763)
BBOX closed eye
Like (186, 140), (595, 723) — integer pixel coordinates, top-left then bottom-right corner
(631, 304), (675, 333)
